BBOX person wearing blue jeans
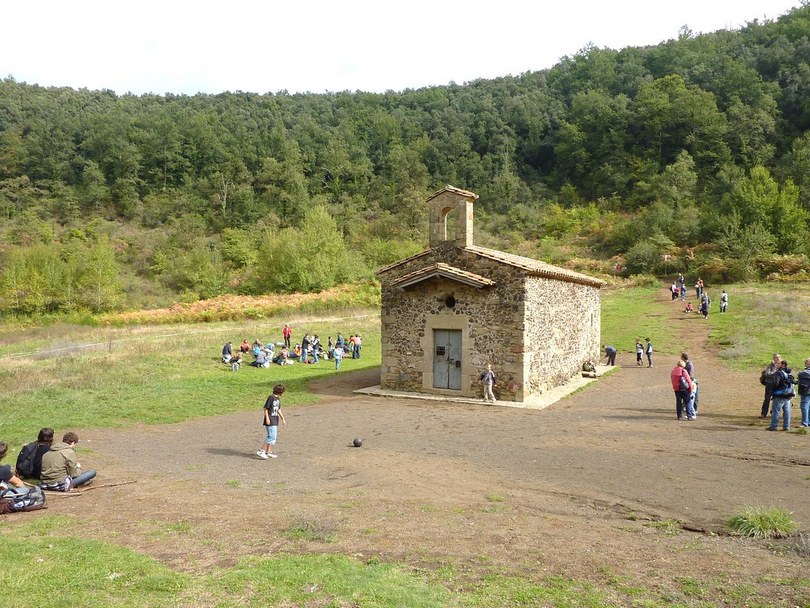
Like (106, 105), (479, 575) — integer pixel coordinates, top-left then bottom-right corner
(671, 360), (695, 420)
(767, 363), (792, 431)
(769, 396), (792, 431)
(797, 358), (810, 427)
(39, 431), (97, 491)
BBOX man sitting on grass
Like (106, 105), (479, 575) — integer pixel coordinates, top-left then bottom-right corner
(40, 432), (96, 491)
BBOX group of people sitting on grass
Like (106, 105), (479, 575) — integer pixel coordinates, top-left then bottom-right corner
(221, 329), (363, 371)
(1, 428), (97, 510)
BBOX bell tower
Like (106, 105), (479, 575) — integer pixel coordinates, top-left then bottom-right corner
(427, 185), (478, 249)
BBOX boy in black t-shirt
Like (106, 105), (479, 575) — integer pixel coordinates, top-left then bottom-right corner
(257, 384), (287, 459)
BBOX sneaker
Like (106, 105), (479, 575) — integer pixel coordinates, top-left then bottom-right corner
(267, 452), (278, 458)
(766, 427), (777, 431)
(687, 416), (696, 421)
(256, 450), (269, 459)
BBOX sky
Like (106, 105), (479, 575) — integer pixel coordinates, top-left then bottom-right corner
(1, 0), (802, 96)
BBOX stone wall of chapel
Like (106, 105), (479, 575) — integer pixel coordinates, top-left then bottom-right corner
(523, 276), (601, 394)
(380, 246), (527, 400)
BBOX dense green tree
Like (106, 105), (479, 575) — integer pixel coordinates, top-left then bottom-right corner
(3, 4), (810, 313)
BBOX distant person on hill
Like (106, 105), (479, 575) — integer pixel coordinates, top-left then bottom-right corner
(230, 352), (242, 371)
(15, 427), (54, 480)
(645, 338), (653, 368)
(40, 432), (96, 491)
(670, 282), (678, 300)
(333, 341), (343, 369)
(221, 341), (233, 363)
(684, 301), (694, 313)
(798, 357), (810, 428)
(678, 273), (686, 301)
(240, 339), (250, 353)
(699, 295), (709, 319)
(603, 345), (617, 366)
(720, 290), (728, 313)
(353, 334), (362, 359)
(635, 340), (643, 366)
(671, 360), (695, 420)
(282, 324), (292, 349)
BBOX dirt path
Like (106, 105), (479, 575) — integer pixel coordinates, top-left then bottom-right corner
(27, 289), (810, 603)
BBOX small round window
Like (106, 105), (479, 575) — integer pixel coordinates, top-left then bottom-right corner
(445, 295), (456, 308)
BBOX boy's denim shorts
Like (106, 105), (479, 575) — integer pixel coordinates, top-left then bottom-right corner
(264, 425), (278, 445)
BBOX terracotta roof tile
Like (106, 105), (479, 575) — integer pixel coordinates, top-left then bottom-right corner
(390, 263), (496, 289)
(465, 246), (605, 287)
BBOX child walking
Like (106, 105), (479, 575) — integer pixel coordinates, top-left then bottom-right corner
(257, 384), (287, 459)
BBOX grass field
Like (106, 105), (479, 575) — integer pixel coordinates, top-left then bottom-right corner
(0, 313), (380, 446)
(1, 283), (809, 607)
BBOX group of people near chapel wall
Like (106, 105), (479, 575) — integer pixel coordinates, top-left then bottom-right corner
(221, 325), (363, 371)
(1, 428), (97, 511)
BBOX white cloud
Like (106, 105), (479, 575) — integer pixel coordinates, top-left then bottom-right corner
(1, 0), (801, 95)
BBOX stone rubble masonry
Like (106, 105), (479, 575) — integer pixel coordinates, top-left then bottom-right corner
(379, 242), (601, 402)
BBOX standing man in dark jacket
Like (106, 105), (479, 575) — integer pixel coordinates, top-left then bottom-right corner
(760, 354), (782, 417)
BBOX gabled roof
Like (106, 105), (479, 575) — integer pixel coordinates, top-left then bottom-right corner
(376, 249), (432, 275)
(426, 185), (479, 202)
(377, 245), (604, 288)
(390, 263), (496, 289)
(465, 246), (605, 287)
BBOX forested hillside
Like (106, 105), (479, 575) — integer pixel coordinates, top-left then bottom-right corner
(2, 5), (810, 315)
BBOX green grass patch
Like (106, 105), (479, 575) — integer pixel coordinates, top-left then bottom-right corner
(727, 505), (799, 539)
(601, 286), (678, 358)
(459, 573), (611, 607)
(0, 315), (381, 446)
(0, 518), (803, 607)
(708, 283), (810, 369)
(0, 520), (189, 608)
(213, 553), (450, 607)
(643, 519), (682, 535)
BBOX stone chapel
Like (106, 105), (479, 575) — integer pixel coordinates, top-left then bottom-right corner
(377, 185), (605, 403)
